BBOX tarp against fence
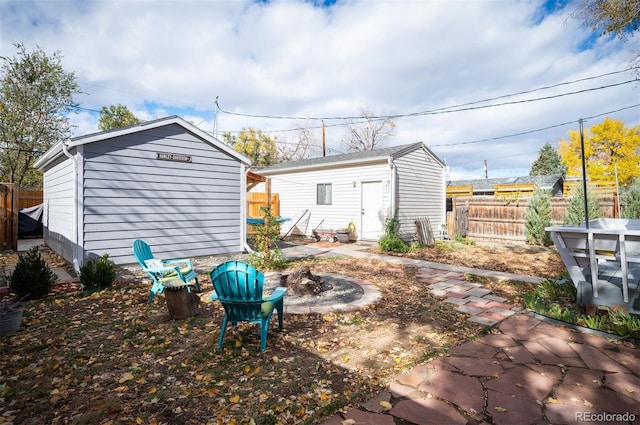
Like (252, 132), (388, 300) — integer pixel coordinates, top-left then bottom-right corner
(18, 203), (43, 238)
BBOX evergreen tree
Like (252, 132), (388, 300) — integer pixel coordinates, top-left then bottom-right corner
(529, 142), (566, 176)
(621, 184), (640, 219)
(563, 184), (603, 225)
(525, 188), (552, 246)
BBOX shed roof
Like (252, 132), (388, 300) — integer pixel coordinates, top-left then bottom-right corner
(447, 174), (564, 192)
(256, 142), (445, 175)
(34, 115), (251, 169)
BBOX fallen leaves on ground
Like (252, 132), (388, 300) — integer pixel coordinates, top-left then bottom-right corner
(0, 253), (517, 425)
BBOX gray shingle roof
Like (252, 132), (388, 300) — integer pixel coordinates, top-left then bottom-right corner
(257, 142), (438, 173)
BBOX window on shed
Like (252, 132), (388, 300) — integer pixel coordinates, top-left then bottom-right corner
(317, 183), (332, 205)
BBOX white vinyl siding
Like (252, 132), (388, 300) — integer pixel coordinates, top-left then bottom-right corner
(255, 143), (446, 243)
(42, 154), (76, 264)
(266, 162), (391, 238)
(394, 147), (446, 239)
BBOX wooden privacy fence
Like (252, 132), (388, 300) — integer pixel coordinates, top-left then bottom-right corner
(247, 192), (281, 235)
(19, 190), (43, 209)
(449, 196), (618, 243)
(247, 192), (280, 218)
(563, 180), (617, 197)
(0, 183), (18, 251)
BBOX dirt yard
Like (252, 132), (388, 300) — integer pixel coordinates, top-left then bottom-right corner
(370, 240), (567, 279)
(0, 240), (565, 424)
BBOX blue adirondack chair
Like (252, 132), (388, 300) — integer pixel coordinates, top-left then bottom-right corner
(210, 261), (287, 352)
(132, 239), (201, 302)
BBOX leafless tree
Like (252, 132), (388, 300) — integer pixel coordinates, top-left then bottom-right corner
(278, 120), (320, 161)
(342, 107), (396, 152)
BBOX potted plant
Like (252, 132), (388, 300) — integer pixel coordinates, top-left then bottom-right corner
(336, 221), (357, 243)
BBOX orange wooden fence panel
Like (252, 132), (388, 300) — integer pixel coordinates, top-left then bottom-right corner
(247, 192), (280, 218)
(446, 185), (473, 197)
(563, 180), (617, 197)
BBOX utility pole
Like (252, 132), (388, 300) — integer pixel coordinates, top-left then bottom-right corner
(484, 160), (488, 179)
(322, 120), (326, 157)
(579, 119), (589, 228)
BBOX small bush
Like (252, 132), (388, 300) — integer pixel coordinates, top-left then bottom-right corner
(621, 184), (640, 219)
(453, 235), (476, 246)
(524, 188), (552, 246)
(79, 254), (116, 291)
(563, 184), (603, 225)
(248, 206), (287, 270)
(9, 246), (57, 300)
(524, 278), (640, 339)
(378, 234), (409, 253)
(378, 209), (409, 253)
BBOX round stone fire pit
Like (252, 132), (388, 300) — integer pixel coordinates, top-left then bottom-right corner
(263, 271), (380, 314)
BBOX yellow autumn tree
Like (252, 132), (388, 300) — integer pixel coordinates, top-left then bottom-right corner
(221, 128), (279, 168)
(558, 117), (640, 187)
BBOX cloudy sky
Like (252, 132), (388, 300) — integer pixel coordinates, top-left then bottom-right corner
(1, 0), (638, 179)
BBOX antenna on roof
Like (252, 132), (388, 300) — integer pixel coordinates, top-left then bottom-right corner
(213, 96), (220, 138)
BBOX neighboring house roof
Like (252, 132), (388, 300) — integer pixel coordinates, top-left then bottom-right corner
(34, 115), (251, 169)
(256, 142), (445, 175)
(447, 174), (564, 192)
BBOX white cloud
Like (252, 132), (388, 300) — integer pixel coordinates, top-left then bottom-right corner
(2, 0), (638, 178)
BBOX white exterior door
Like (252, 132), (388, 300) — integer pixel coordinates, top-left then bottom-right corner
(360, 181), (385, 240)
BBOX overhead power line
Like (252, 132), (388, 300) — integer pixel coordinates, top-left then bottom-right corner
(214, 68), (638, 121)
(430, 103), (640, 148)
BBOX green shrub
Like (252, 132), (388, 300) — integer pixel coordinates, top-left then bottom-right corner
(453, 235), (476, 246)
(79, 254), (116, 291)
(378, 234), (409, 253)
(563, 184), (603, 225)
(248, 206), (287, 270)
(525, 188), (552, 246)
(621, 184), (640, 219)
(378, 209), (409, 253)
(524, 278), (640, 339)
(606, 308), (640, 337)
(577, 314), (607, 331)
(9, 246), (57, 300)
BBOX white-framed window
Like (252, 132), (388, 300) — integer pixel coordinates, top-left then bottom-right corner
(317, 183), (332, 205)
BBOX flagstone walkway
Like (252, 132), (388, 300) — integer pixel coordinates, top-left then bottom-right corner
(311, 244), (640, 425)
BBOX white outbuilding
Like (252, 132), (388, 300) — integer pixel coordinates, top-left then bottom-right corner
(255, 142), (447, 241)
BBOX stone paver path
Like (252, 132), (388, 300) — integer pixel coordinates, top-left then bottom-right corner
(315, 244), (640, 425)
(321, 313), (640, 425)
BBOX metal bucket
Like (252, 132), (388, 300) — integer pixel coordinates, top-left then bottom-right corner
(0, 303), (24, 336)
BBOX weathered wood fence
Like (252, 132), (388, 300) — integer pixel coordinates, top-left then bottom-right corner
(19, 190), (43, 209)
(0, 184), (18, 251)
(448, 196), (619, 244)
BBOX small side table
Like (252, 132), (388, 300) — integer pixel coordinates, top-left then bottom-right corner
(162, 279), (200, 320)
